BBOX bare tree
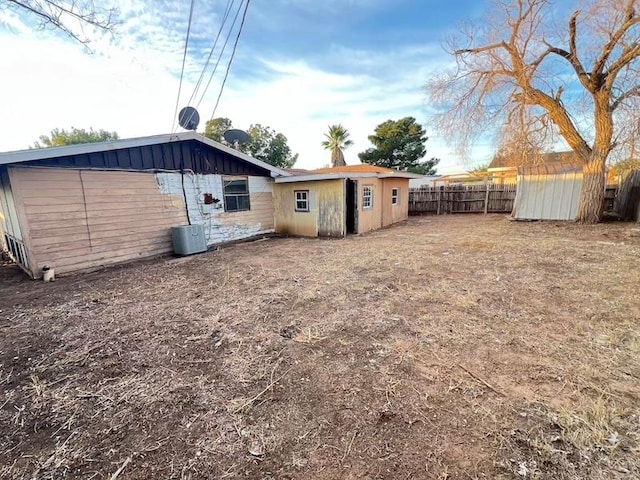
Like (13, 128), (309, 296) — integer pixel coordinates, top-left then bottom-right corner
(428, 0), (640, 223)
(4, 0), (118, 46)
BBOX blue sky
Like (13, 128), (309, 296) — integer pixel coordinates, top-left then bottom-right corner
(0, 0), (494, 172)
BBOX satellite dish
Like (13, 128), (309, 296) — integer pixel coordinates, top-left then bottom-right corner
(178, 106), (200, 130)
(223, 129), (250, 146)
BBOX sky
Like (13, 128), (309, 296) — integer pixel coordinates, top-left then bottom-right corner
(0, 0), (495, 173)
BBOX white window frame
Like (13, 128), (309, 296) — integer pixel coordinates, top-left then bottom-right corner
(294, 190), (309, 212)
(362, 185), (373, 209)
(391, 187), (399, 205)
(223, 177), (251, 212)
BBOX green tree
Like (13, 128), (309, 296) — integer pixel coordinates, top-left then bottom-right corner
(203, 118), (233, 143)
(358, 117), (439, 174)
(33, 127), (119, 148)
(203, 119), (298, 169)
(243, 124), (298, 169)
(321, 124), (353, 167)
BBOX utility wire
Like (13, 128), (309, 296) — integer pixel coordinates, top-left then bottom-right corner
(196, 0), (244, 109)
(186, 0), (234, 108)
(209, 0), (251, 122)
(177, 0), (240, 131)
(171, 0), (197, 133)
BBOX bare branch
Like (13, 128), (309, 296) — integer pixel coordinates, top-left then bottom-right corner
(612, 86), (640, 111)
(6, 0), (118, 46)
(592, 0), (638, 78)
(605, 43), (640, 88)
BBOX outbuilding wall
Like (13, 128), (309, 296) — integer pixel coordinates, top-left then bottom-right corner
(381, 178), (409, 227)
(273, 179), (345, 237)
(356, 178), (383, 234)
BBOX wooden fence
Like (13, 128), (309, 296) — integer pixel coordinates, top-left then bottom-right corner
(409, 184), (517, 215)
(615, 169), (640, 221)
(410, 184), (619, 216)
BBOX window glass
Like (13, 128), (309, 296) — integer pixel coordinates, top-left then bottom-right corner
(223, 177), (250, 212)
(295, 190), (309, 212)
(363, 186), (373, 209)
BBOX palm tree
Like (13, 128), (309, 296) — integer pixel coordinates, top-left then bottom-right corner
(321, 124), (353, 167)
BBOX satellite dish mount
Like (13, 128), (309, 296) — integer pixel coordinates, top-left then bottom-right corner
(223, 129), (250, 149)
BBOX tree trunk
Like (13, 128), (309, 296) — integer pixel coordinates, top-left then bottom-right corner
(576, 156), (606, 224)
(332, 148), (346, 167)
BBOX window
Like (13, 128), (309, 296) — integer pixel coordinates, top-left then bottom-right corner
(391, 188), (399, 205)
(362, 185), (373, 209)
(223, 177), (250, 212)
(295, 190), (309, 212)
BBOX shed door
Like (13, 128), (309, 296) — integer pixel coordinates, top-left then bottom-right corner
(346, 179), (357, 234)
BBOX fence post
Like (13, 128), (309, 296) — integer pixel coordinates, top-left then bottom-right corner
(483, 183), (490, 214)
(437, 187), (441, 215)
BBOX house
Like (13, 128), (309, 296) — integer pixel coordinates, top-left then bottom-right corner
(0, 132), (290, 278)
(273, 165), (420, 237)
(488, 151), (577, 185)
(408, 175), (442, 188)
(432, 172), (490, 186)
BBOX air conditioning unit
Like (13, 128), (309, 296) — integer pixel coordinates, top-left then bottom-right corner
(171, 224), (207, 256)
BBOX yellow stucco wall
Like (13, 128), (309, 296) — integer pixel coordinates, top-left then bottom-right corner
(356, 178), (409, 233)
(356, 179), (383, 234)
(381, 178), (409, 227)
(274, 179), (345, 237)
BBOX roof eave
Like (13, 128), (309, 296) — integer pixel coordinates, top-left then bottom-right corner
(0, 131), (291, 177)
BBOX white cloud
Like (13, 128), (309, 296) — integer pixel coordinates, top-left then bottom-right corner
(0, 1), (491, 175)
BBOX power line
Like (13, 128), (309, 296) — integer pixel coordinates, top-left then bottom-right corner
(186, 0), (235, 109)
(209, 0), (251, 122)
(171, 0), (197, 133)
(178, 0), (242, 132)
(196, 0), (244, 109)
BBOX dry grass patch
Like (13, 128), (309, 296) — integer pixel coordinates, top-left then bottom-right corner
(0, 215), (639, 479)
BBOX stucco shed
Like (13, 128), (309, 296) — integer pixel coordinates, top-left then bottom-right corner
(273, 165), (419, 237)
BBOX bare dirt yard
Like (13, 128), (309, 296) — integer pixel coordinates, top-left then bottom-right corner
(1, 215), (639, 479)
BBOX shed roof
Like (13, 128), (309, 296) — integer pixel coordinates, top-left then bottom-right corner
(517, 162), (583, 176)
(312, 164), (394, 174)
(489, 151), (578, 170)
(274, 166), (422, 184)
(285, 168), (313, 176)
(0, 131), (291, 177)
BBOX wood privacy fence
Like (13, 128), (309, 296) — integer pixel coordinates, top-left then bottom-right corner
(615, 169), (640, 221)
(409, 184), (517, 215)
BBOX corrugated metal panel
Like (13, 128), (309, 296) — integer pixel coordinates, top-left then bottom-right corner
(513, 171), (583, 220)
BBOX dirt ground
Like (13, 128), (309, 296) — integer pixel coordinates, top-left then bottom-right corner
(1, 214), (639, 479)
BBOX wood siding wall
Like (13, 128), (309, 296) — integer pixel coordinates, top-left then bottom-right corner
(10, 168), (277, 277)
(273, 180), (345, 237)
(9, 167), (188, 277)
